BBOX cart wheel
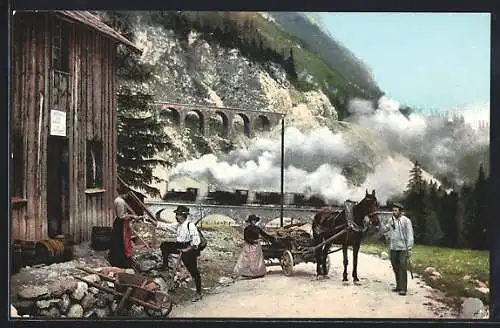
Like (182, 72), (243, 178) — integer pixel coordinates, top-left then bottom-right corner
(325, 255), (331, 275)
(146, 292), (173, 317)
(281, 250), (294, 276)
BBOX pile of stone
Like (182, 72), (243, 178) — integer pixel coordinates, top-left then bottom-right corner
(12, 266), (184, 318)
(131, 249), (192, 291)
(14, 275), (119, 318)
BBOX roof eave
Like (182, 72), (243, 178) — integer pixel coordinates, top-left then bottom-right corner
(53, 11), (142, 54)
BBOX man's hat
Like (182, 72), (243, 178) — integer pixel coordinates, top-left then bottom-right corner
(246, 214), (260, 223)
(392, 202), (404, 210)
(173, 205), (190, 215)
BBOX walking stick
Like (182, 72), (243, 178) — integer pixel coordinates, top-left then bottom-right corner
(400, 218), (414, 280)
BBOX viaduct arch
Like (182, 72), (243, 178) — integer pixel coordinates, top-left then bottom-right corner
(156, 102), (283, 138)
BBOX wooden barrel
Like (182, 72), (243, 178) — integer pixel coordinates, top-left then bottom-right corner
(20, 241), (37, 266)
(91, 226), (113, 250)
(35, 238), (66, 265)
(11, 240), (23, 274)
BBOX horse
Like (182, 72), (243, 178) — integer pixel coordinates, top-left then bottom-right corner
(311, 189), (380, 283)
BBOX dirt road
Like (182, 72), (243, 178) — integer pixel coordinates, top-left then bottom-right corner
(171, 250), (457, 319)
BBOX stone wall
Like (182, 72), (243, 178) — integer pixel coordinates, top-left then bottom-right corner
(11, 250), (189, 318)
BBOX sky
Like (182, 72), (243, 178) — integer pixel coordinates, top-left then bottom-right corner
(318, 12), (491, 113)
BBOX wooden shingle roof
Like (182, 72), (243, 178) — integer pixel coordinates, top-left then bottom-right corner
(54, 10), (142, 53)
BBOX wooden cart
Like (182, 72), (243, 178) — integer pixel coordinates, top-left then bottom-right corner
(262, 224), (348, 276)
(75, 267), (174, 317)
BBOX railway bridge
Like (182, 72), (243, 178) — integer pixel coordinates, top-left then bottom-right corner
(155, 101), (284, 138)
(144, 200), (341, 226)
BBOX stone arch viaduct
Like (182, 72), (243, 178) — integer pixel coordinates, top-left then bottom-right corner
(145, 200), (342, 226)
(155, 101), (284, 138)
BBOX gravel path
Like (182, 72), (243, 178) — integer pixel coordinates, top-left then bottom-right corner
(171, 250), (457, 319)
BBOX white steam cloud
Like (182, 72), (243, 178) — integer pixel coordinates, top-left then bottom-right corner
(171, 127), (412, 205)
(169, 96), (489, 205)
(346, 96), (490, 183)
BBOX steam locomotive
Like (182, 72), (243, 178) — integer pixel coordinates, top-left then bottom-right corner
(163, 187), (198, 202)
(205, 189), (249, 205)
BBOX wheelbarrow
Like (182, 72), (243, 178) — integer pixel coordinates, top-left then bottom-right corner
(74, 266), (174, 317)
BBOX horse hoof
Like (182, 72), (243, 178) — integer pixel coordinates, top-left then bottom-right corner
(342, 281), (349, 285)
(323, 275), (330, 280)
(317, 276), (324, 281)
(353, 281), (361, 286)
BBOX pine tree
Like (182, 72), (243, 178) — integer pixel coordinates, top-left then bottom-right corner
(462, 182), (478, 249)
(437, 190), (459, 247)
(406, 161), (425, 193)
(473, 164), (488, 249)
(287, 48), (298, 79)
(102, 13), (174, 197)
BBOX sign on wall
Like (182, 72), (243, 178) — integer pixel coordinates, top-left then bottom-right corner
(50, 110), (66, 136)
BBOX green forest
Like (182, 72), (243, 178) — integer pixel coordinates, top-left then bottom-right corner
(391, 162), (489, 250)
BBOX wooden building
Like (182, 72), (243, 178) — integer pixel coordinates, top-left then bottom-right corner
(10, 10), (141, 243)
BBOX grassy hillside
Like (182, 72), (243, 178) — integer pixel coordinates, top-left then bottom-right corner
(268, 12), (383, 99)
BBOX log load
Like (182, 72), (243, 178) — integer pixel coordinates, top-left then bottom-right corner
(267, 223), (312, 251)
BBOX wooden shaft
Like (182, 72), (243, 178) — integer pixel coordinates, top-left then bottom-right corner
(75, 266), (117, 283)
(117, 175), (158, 224)
(116, 287), (134, 315)
(309, 227), (348, 252)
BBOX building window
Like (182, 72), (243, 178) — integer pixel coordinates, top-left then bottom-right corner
(51, 17), (69, 72)
(86, 140), (103, 189)
(11, 132), (24, 197)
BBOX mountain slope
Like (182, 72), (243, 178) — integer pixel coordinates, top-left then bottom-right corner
(265, 12), (383, 101)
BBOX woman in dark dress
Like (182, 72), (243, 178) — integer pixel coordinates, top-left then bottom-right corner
(234, 215), (276, 279)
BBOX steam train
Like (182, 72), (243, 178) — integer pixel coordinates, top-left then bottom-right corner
(162, 187), (328, 208)
(163, 187), (198, 202)
(205, 189), (249, 205)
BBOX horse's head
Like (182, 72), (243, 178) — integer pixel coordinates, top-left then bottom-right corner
(357, 189), (380, 226)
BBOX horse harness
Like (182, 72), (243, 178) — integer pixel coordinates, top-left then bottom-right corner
(313, 201), (369, 252)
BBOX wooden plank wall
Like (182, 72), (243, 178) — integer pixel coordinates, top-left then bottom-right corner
(11, 12), (118, 243)
(69, 20), (118, 243)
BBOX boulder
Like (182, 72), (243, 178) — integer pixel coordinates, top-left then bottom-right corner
(81, 293), (97, 310)
(70, 282), (88, 301)
(48, 280), (78, 297)
(461, 297), (487, 319)
(67, 304), (84, 318)
(18, 286), (50, 300)
(58, 294), (71, 314)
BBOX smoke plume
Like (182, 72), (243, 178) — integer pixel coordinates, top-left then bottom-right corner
(170, 96), (489, 204)
(346, 96), (490, 184)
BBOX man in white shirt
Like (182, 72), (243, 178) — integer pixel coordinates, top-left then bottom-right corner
(381, 202), (414, 296)
(156, 205), (203, 302)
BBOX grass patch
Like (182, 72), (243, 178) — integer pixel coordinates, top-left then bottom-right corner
(361, 242), (489, 312)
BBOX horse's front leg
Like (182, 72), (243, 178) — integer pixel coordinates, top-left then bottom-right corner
(313, 236), (323, 277)
(352, 238), (360, 284)
(342, 243), (348, 282)
(322, 243), (330, 279)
